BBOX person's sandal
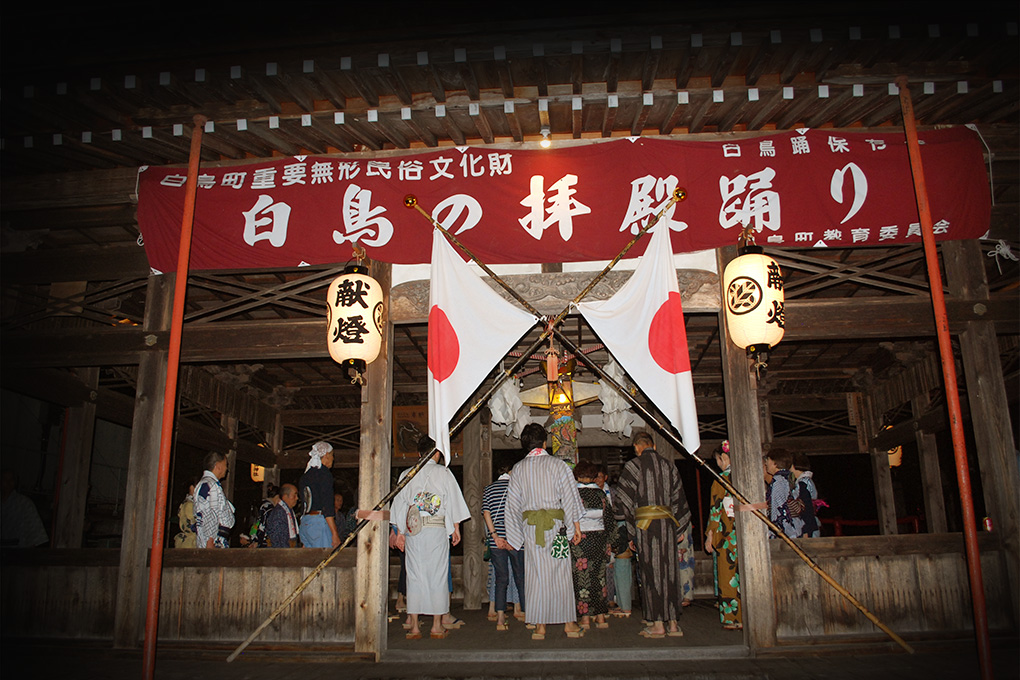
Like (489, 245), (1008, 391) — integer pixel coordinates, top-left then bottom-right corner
(495, 622), (509, 631)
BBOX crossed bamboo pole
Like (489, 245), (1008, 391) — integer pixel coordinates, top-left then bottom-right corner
(409, 192), (914, 655)
(227, 191), (684, 661)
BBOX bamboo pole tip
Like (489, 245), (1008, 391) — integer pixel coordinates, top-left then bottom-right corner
(673, 187), (688, 202)
(403, 194), (418, 208)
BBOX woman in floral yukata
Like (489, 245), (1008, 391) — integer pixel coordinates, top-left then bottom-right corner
(570, 461), (618, 630)
(704, 441), (741, 630)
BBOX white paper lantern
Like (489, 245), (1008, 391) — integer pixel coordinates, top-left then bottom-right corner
(326, 264), (384, 382)
(722, 246), (785, 355)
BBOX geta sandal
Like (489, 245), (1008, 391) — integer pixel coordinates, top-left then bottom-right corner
(639, 628), (665, 638)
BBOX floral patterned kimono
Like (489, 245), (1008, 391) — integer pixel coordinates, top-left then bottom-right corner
(571, 483), (617, 619)
(705, 468), (741, 627)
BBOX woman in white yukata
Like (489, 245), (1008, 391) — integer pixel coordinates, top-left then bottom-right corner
(391, 437), (471, 640)
(504, 423), (586, 640)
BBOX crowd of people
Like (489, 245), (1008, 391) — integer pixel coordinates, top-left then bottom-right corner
(173, 429), (822, 642)
(173, 443), (358, 551)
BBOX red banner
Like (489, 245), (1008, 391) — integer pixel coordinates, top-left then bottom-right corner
(137, 127), (990, 272)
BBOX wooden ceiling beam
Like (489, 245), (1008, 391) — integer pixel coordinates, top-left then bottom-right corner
(336, 67), (379, 107)
(441, 115), (466, 146)
(244, 124), (301, 156)
(379, 59), (415, 106)
(309, 122), (356, 153)
(605, 45), (621, 93)
(571, 47), (584, 95)
(372, 118), (410, 149)
(803, 88), (854, 127)
(504, 102), (523, 143)
(470, 104), (495, 144)
(282, 408), (360, 426)
(270, 121), (329, 155)
(744, 36), (777, 87)
(276, 73), (319, 113)
(418, 52), (447, 103)
(234, 71), (285, 114)
(334, 120), (384, 152)
(710, 44), (741, 89)
(5, 293), (1014, 368)
(600, 99), (617, 138)
(401, 117), (438, 147)
(306, 69), (348, 109)
(747, 88), (788, 130)
(532, 45), (550, 98)
(640, 40), (661, 92)
(457, 59), (481, 101)
(686, 94), (714, 134)
(630, 93), (653, 136)
(658, 95), (683, 135)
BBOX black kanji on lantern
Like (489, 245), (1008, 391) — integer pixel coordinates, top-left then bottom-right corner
(766, 299), (785, 328)
(334, 315), (370, 343)
(766, 261), (784, 291)
(335, 278), (371, 309)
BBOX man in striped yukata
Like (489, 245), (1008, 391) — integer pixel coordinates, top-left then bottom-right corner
(504, 423), (585, 640)
(616, 432), (690, 638)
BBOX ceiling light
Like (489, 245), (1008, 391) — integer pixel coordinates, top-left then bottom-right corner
(540, 127), (551, 148)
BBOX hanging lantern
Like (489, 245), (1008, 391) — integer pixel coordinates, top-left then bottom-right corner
(519, 349), (600, 410)
(722, 225), (785, 378)
(250, 464), (265, 483)
(327, 256), (385, 384)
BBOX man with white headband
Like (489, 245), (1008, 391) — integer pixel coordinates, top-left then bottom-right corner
(298, 441), (340, 549)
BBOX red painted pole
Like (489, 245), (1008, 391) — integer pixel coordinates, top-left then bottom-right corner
(142, 114), (206, 680)
(896, 76), (992, 680)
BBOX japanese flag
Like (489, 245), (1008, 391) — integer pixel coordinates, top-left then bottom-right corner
(428, 229), (538, 465)
(578, 223), (701, 454)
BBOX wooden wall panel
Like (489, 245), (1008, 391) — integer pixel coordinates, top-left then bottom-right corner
(772, 535), (1014, 641)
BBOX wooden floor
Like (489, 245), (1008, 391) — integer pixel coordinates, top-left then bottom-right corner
(387, 598), (746, 657)
(4, 636), (1017, 680)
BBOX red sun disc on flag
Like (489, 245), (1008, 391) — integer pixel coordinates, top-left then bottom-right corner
(648, 292), (691, 374)
(428, 305), (459, 382)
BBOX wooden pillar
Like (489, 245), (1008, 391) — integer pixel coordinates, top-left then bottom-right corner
(717, 245), (776, 650)
(114, 274), (173, 648)
(264, 413), (283, 497)
(943, 240), (1020, 620)
(53, 367), (99, 548)
(461, 410), (489, 610)
(758, 399), (774, 446)
(354, 262), (393, 661)
(912, 393), (947, 533)
(864, 393), (898, 535)
(221, 415), (238, 503)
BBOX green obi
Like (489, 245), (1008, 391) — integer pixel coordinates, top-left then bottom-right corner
(521, 508), (565, 547)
